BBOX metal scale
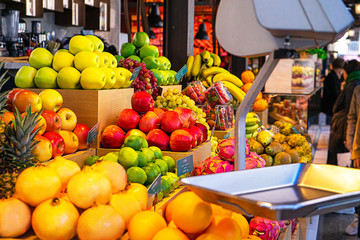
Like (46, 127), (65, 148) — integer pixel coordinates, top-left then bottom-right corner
(181, 0), (360, 225)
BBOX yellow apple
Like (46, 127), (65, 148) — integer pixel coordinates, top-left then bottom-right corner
(102, 52), (117, 68)
(52, 51), (74, 72)
(57, 108), (77, 131)
(29, 47), (53, 69)
(85, 35), (104, 52)
(118, 67), (133, 88)
(69, 35), (94, 55)
(34, 67), (58, 89)
(74, 51), (100, 72)
(112, 68), (126, 89)
(32, 135), (53, 162)
(35, 115), (47, 136)
(80, 67), (106, 90)
(57, 67), (81, 89)
(94, 51), (109, 67)
(14, 66), (37, 88)
(39, 89), (63, 112)
(100, 67), (116, 89)
(59, 130), (79, 154)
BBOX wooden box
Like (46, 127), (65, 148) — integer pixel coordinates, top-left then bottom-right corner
(214, 127), (234, 139)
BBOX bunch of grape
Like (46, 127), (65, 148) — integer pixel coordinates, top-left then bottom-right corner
(118, 58), (159, 99)
(154, 88), (209, 129)
(211, 136), (219, 157)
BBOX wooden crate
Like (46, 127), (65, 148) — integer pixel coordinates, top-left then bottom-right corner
(160, 85), (182, 96)
(214, 127), (234, 139)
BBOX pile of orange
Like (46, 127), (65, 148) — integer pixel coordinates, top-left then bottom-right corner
(240, 70), (268, 112)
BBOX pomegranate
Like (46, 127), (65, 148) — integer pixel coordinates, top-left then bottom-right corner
(131, 91), (154, 113)
(92, 160), (127, 194)
(47, 156), (81, 191)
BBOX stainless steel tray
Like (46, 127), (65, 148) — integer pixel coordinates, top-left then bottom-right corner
(181, 163), (360, 220)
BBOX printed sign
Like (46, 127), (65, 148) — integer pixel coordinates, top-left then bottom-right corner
(177, 155), (194, 177)
(130, 66), (142, 81)
(147, 174), (161, 195)
(224, 132), (230, 139)
(175, 64), (188, 82)
(87, 122), (100, 145)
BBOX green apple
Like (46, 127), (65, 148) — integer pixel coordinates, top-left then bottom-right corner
(74, 51), (100, 72)
(85, 35), (104, 52)
(142, 56), (159, 70)
(115, 55), (125, 61)
(132, 32), (150, 48)
(151, 69), (165, 85)
(94, 51), (109, 67)
(102, 52), (117, 68)
(112, 68), (126, 88)
(157, 56), (171, 71)
(69, 35), (94, 55)
(159, 70), (170, 86)
(29, 47), (53, 69)
(139, 45), (159, 59)
(57, 67), (81, 89)
(52, 51), (74, 72)
(168, 70), (177, 85)
(80, 67), (106, 90)
(120, 43), (136, 58)
(39, 89), (63, 112)
(14, 66), (37, 88)
(34, 67), (58, 89)
(127, 55), (141, 63)
(118, 67), (133, 88)
(100, 67), (116, 89)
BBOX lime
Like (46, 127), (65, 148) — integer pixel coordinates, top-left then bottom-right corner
(127, 167), (147, 184)
(147, 163), (161, 176)
(162, 156), (176, 172)
(162, 176), (175, 192)
(115, 55), (125, 61)
(127, 55), (141, 63)
(142, 148), (155, 163)
(155, 159), (168, 176)
(120, 43), (136, 58)
(139, 136), (148, 148)
(160, 178), (171, 197)
(132, 32), (150, 48)
(142, 166), (159, 186)
(157, 191), (164, 201)
(84, 155), (99, 166)
(136, 151), (148, 167)
(103, 152), (118, 162)
(149, 146), (162, 159)
(118, 147), (139, 169)
(124, 135), (143, 150)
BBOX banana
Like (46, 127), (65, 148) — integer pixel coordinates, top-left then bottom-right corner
(246, 117), (259, 126)
(205, 75), (213, 86)
(202, 80), (209, 88)
(213, 72), (243, 88)
(246, 124), (259, 134)
(210, 53), (221, 67)
(246, 133), (253, 139)
(185, 55), (194, 79)
(191, 54), (202, 77)
(200, 50), (211, 63)
(202, 67), (228, 78)
(251, 131), (258, 138)
(206, 57), (214, 67)
(222, 81), (246, 102)
(247, 112), (258, 119)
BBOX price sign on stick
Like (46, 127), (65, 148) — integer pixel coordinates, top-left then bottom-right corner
(130, 66), (142, 81)
(147, 173), (161, 195)
(176, 64), (187, 83)
(176, 155), (194, 177)
(87, 122), (100, 145)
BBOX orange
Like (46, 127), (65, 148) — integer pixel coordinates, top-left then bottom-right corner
(256, 92), (262, 101)
(232, 212), (249, 239)
(128, 210), (167, 240)
(205, 217), (242, 240)
(171, 192), (213, 234)
(210, 204), (232, 221)
(153, 227), (189, 240)
(242, 83), (253, 93)
(165, 197), (177, 223)
(243, 235), (262, 240)
(253, 99), (268, 112)
(241, 70), (255, 84)
(168, 220), (179, 229)
(196, 233), (225, 240)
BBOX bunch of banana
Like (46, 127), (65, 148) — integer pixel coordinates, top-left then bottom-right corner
(245, 112), (260, 138)
(185, 50), (221, 81)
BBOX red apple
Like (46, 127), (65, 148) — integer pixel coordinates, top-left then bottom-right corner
(101, 125), (125, 148)
(147, 129), (170, 150)
(174, 107), (197, 128)
(12, 90), (42, 113)
(57, 108), (77, 131)
(139, 111), (160, 133)
(41, 110), (62, 133)
(169, 129), (193, 152)
(59, 130), (79, 154)
(153, 108), (166, 118)
(195, 123), (208, 142)
(182, 128), (198, 147)
(32, 135), (52, 162)
(160, 111), (183, 133)
(43, 131), (65, 158)
(189, 125), (203, 144)
(6, 89), (24, 111)
(124, 129), (147, 140)
(73, 124), (91, 150)
(131, 91), (154, 113)
(117, 109), (140, 131)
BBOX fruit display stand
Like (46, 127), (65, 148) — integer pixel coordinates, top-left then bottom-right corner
(214, 127), (234, 139)
(160, 85), (182, 96)
(43, 149), (96, 168)
(152, 186), (188, 216)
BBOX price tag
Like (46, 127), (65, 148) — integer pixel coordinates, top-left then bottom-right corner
(175, 64), (187, 83)
(130, 66), (141, 81)
(291, 127), (299, 134)
(176, 155), (193, 177)
(87, 122), (100, 145)
(224, 132), (230, 139)
(147, 174), (161, 195)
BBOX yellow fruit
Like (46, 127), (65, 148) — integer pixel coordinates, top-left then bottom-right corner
(165, 196), (176, 222)
(102, 52), (117, 68)
(67, 166), (112, 209)
(69, 35), (94, 55)
(153, 227), (190, 240)
(80, 67), (106, 90)
(171, 191), (213, 234)
(100, 67), (116, 89)
(29, 47), (53, 69)
(205, 217), (242, 240)
(213, 72), (243, 88)
(126, 183), (148, 210)
(112, 68), (126, 88)
(210, 204), (232, 219)
(168, 220), (178, 229)
(92, 160), (127, 194)
(118, 67), (132, 88)
(110, 191), (142, 229)
(74, 51), (100, 72)
(14, 66), (37, 88)
(15, 165), (62, 207)
(242, 83), (252, 93)
(196, 233), (225, 240)
(47, 156), (81, 191)
(57, 67), (81, 89)
(128, 210), (167, 240)
(77, 204), (125, 240)
(244, 236), (262, 240)
(38, 89), (63, 112)
(241, 70), (255, 84)
(253, 98), (268, 112)
(232, 212), (249, 239)
(0, 198), (31, 238)
(52, 51), (74, 72)
(32, 198), (79, 240)
(94, 51), (109, 67)
(85, 35), (104, 52)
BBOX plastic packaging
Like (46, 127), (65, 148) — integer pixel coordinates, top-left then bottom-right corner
(182, 81), (206, 104)
(205, 81), (233, 107)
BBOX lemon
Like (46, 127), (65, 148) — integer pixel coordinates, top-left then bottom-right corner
(80, 67), (106, 90)
(57, 67), (81, 89)
(69, 35), (94, 55)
